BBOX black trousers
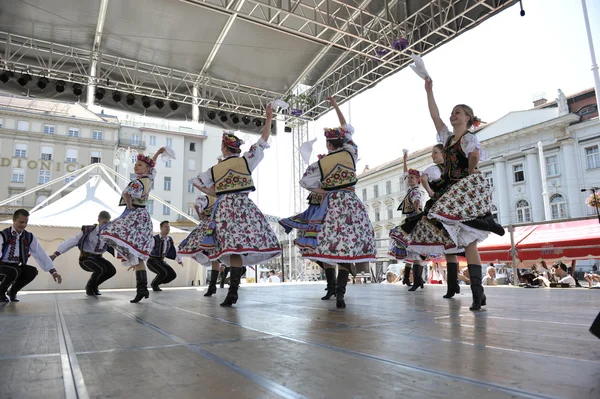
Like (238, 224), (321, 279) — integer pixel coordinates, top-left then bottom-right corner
(79, 255), (116, 288)
(0, 263), (38, 295)
(147, 257), (176, 287)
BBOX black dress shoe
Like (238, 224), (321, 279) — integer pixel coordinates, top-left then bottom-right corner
(93, 287), (102, 295)
(7, 290), (19, 302)
(0, 293), (9, 302)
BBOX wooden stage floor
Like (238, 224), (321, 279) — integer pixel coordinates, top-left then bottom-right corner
(0, 283), (598, 399)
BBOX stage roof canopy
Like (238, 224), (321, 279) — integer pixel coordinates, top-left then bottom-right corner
(0, 0), (518, 121)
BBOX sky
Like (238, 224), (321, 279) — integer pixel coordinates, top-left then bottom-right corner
(251, 0), (600, 217)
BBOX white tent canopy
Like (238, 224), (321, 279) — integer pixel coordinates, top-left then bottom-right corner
(1, 174), (185, 233)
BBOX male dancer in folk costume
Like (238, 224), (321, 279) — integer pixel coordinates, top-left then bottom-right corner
(0, 209), (62, 302)
(51, 211), (115, 296)
(406, 79), (504, 311)
(146, 221), (183, 291)
(177, 193), (225, 297)
(101, 147), (167, 303)
(388, 150), (425, 291)
(296, 97), (376, 308)
(195, 104), (281, 307)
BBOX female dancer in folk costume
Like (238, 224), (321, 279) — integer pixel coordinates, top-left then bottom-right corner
(406, 79), (503, 310)
(195, 105), (281, 307)
(296, 97), (376, 308)
(101, 147), (166, 303)
(177, 193), (224, 297)
(388, 150), (425, 291)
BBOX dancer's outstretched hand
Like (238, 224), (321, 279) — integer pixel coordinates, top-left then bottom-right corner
(266, 103), (273, 119)
(52, 273), (62, 284)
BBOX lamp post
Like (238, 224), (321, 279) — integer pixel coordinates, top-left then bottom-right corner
(113, 147), (139, 187)
(581, 188), (600, 224)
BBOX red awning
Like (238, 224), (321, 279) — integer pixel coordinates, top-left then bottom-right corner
(478, 225), (537, 263)
(516, 218), (600, 261)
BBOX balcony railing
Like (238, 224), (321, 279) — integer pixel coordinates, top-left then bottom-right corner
(118, 138), (146, 149)
(120, 119), (206, 137)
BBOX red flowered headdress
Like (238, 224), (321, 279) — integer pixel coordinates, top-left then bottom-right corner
(471, 116), (482, 129)
(137, 154), (155, 168)
(408, 169), (420, 178)
(222, 132), (244, 150)
(324, 127), (348, 140)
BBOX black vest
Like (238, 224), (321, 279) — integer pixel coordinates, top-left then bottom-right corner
(150, 235), (177, 260)
(1, 227), (33, 264)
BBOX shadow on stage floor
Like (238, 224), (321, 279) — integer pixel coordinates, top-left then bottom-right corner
(1, 284), (599, 399)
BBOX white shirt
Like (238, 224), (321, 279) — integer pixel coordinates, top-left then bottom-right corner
(195, 137), (270, 189)
(56, 225), (108, 256)
(482, 275), (498, 286)
(422, 165), (443, 181)
(268, 275), (281, 283)
(0, 227), (55, 272)
(559, 275), (576, 287)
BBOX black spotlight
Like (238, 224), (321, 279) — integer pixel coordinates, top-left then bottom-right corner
(219, 111), (228, 122)
(126, 93), (135, 106)
(37, 77), (49, 90)
(112, 90), (122, 102)
(72, 83), (83, 96)
(254, 118), (262, 127)
(17, 73), (32, 87)
(94, 87), (106, 100)
(169, 100), (178, 111)
(55, 80), (66, 93)
(241, 115), (251, 125)
(230, 114), (239, 124)
(284, 126), (292, 133)
(141, 96), (151, 108)
(155, 99), (164, 109)
(207, 110), (216, 120)
(0, 70), (14, 83)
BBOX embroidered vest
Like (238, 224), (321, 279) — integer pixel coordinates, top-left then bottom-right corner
(318, 150), (357, 190)
(307, 193), (323, 206)
(119, 177), (151, 207)
(202, 196), (217, 217)
(211, 157), (255, 194)
(397, 187), (421, 214)
(1, 227), (33, 264)
(150, 235), (177, 260)
(444, 134), (471, 183)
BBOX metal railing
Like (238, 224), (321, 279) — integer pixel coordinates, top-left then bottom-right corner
(118, 138), (146, 148)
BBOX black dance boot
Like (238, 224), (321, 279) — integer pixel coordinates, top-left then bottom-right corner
(468, 264), (486, 311)
(0, 280), (10, 302)
(220, 267), (229, 289)
(130, 270), (150, 303)
(205, 270), (219, 297)
(335, 269), (350, 309)
(85, 283), (96, 296)
(93, 286), (102, 295)
(443, 262), (459, 298)
(590, 312), (600, 339)
(321, 268), (336, 300)
(408, 264), (423, 291)
(402, 265), (412, 286)
(220, 267), (242, 307)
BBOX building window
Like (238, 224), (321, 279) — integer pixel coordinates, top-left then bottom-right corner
(38, 170), (51, 184)
(17, 121), (30, 131)
(166, 138), (173, 147)
(164, 176), (171, 191)
(362, 188), (367, 201)
(516, 199), (531, 223)
(149, 136), (156, 146)
(585, 146), (600, 169)
(131, 154), (137, 165)
(483, 171), (494, 188)
(163, 201), (171, 215)
(545, 155), (560, 176)
(132, 134), (140, 145)
(373, 185), (379, 198)
(147, 200), (154, 214)
(11, 168), (25, 183)
(66, 148), (78, 163)
(14, 143), (27, 158)
(44, 124), (55, 134)
(64, 176), (76, 185)
(491, 204), (499, 223)
(41, 146), (53, 161)
(188, 159), (196, 171)
(387, 205), (393, 220)
(0, 118), (3, 128)
(385, 181), (391, 195)
(36, 195), (48, 207)
(374, 209), (380, 222)
(91, 151), (102, 164)
(188, 179), (195, 193)
(188, 206), (195, 216)
(398, 177), (404, 192)
(68, 127), (79, 137)
(92, 130), (103, 140)
(165, 160), (172, 168)
(513, 164), (524, 183)
(190, 142), (196, 152)
(550, 194), (568, 220)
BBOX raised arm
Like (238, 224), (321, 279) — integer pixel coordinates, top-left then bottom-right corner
(328, 96), (347, 127)
(260, 104), (273, 142)
(403, 151), (408, 173)
(425, 79), (444, 133)
(152, 147), (166, 163)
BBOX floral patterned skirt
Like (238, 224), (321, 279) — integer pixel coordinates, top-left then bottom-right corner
(204, 193), (281, 266)
(101, 207), (153, 267)
(299, 190), (376, 264)
(177, 218), (213, 267)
